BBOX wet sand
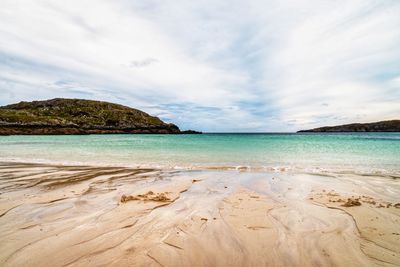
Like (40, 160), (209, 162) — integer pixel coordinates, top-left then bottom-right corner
(0, 162), (399, 266)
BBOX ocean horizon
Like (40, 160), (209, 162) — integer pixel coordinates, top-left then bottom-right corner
(1, 132), (399, 175)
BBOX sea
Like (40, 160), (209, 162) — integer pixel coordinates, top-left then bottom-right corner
(0, 133), (399, 176)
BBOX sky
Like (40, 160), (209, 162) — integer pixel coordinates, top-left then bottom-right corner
(0, 0), (399, 132)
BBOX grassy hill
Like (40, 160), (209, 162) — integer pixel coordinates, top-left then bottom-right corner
(0, 98), (182, 134)
(298, 120), (400, 132)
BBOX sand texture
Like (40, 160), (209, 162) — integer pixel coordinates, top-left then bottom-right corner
(0, 163), (399, 266)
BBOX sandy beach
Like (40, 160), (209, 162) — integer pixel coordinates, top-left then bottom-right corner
(2, 0), (400, 265)
(0, 162), (399, 266)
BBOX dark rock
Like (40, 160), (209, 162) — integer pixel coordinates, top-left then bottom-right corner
(298, 120), (400, 133)
(180, 130), (202, 134)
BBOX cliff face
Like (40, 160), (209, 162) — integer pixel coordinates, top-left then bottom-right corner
(298, 120), (400, 132)
(0, 98), (183, 135)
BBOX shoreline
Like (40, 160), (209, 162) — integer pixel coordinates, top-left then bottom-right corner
(0, 162), (399, 266)
(1, 159), (399, 179)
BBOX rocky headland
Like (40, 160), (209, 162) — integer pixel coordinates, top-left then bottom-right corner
(298, 120), (400, 132)
(0, 98), (201, 135)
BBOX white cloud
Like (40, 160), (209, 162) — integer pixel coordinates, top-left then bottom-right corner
(0, 0), (399, 131)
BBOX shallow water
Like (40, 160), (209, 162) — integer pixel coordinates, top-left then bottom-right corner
(0, 133), (399, 174)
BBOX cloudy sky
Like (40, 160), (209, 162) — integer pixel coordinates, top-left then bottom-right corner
(0, 0), (399, 132)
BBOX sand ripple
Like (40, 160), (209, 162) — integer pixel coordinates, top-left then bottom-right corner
(0, 163), (399, 266)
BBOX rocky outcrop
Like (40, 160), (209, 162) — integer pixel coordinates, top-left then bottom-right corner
(298, 120), (400, 132)
(0, 98), (198, 135)
(180, 129), (202, 134)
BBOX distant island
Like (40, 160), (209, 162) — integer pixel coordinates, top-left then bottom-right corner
(0, 98), (201, 135)
(298, 120), (400, 132)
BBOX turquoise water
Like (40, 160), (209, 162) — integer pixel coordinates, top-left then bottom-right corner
(0, 133), (399, 173)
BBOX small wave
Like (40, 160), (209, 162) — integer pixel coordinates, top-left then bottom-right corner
(361, 137), (400, 141)
(0, 157), (399, 178)
(0, 141), (64, 145)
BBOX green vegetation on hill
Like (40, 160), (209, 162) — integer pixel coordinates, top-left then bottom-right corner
(0, 98), (164, 127)
(0, 98), (196, 134)
(298, 120), (400, 132)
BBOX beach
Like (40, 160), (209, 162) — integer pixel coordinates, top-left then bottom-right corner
(2, 0), (400, 264)
(1, 160), (399, 266)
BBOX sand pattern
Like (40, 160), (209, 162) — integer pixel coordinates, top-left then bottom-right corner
(0, 163), (399, 266)
(310, 189), (400, 266)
